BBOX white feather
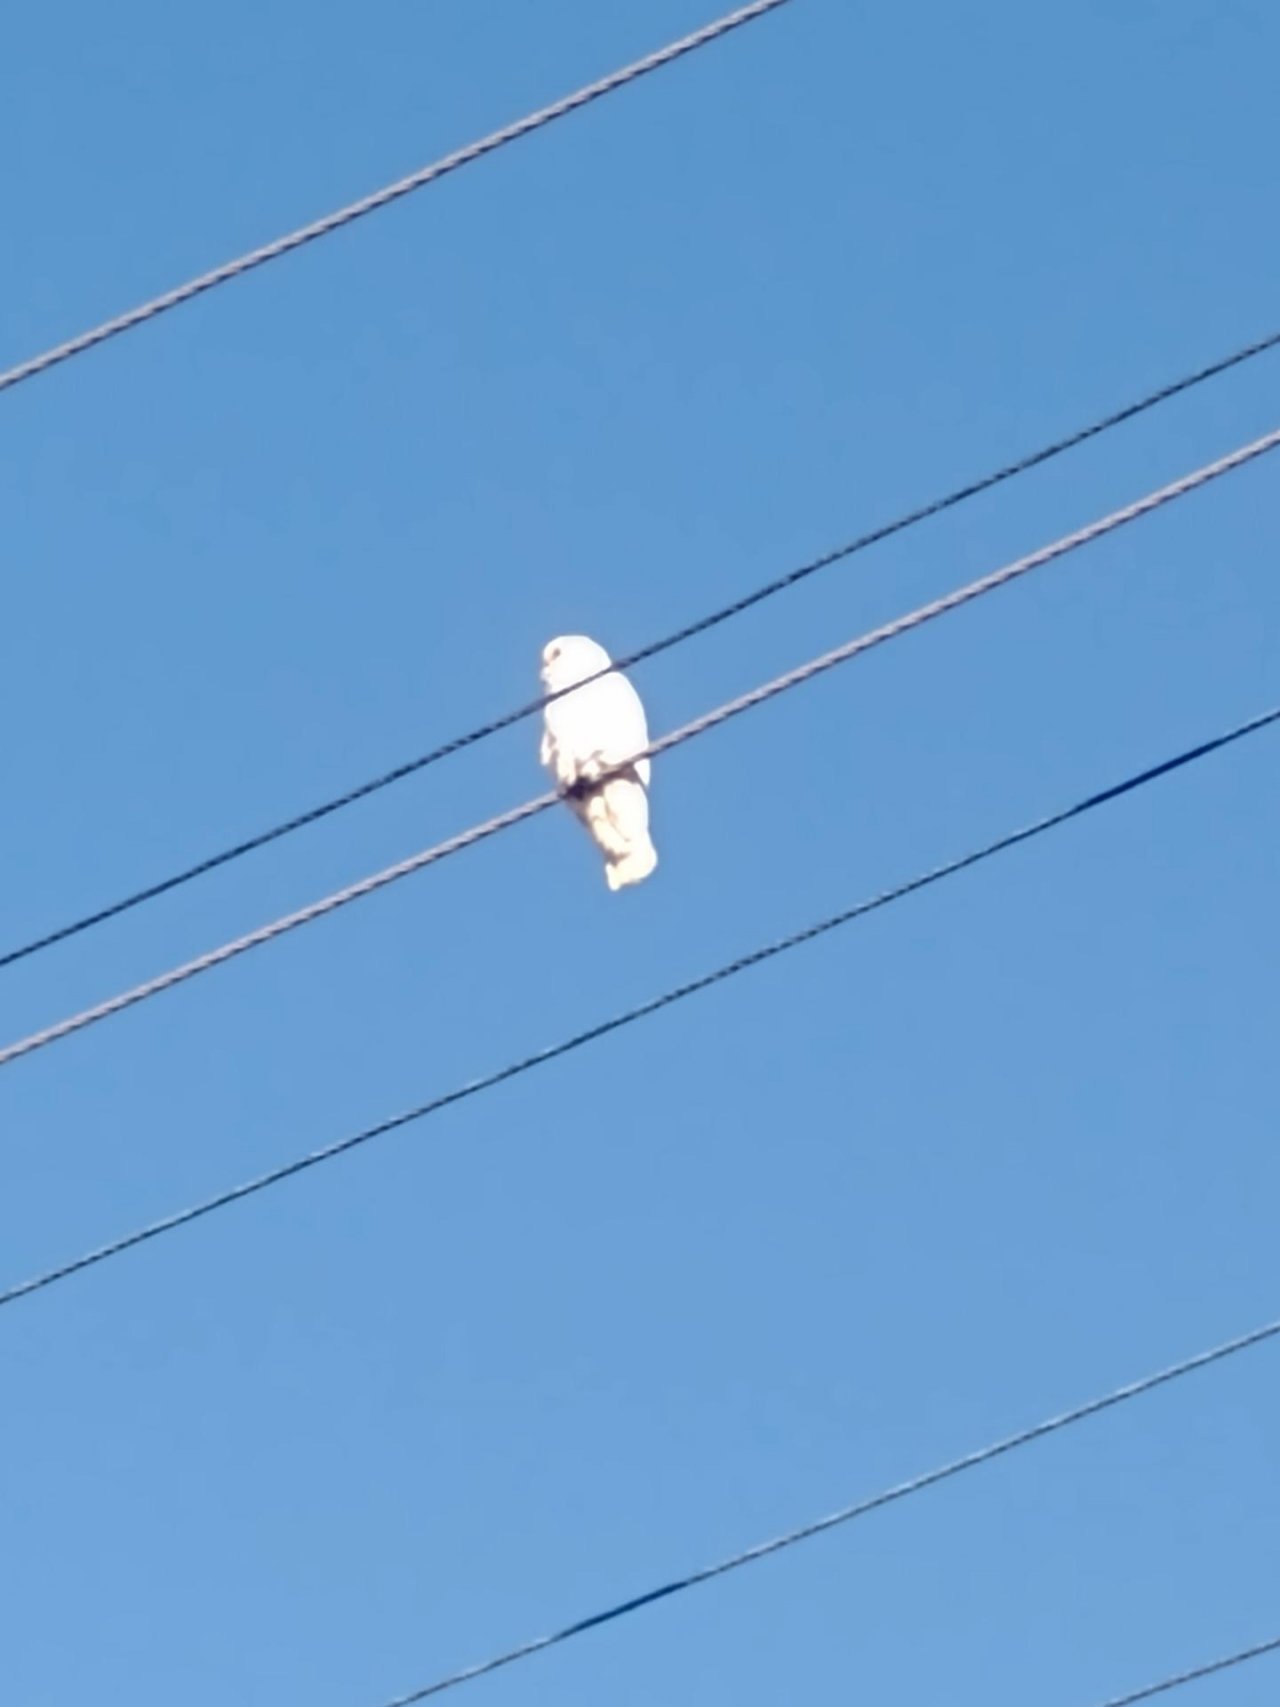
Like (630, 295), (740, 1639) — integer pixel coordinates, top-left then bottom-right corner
(539, 635), (658, 891)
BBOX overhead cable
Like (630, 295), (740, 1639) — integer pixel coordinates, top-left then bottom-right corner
(2, 698), (1275, 1310)
(0, 1), (792, 396)
(1, 424), (1277, 1074)
(5, 323), (1278, 971)
(339, 1322), (1280, 1699)
(1091, 1633), (1280, 1707)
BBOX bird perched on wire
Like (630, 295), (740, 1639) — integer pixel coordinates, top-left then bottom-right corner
(539, 635), (658, 891)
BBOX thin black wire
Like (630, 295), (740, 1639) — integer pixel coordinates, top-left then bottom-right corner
(3, 701), (1274, 1312)
(0, 1), (792, 396)
(383, 1320), (1280, 1701)
(1093, 1634), (1280, 1707)
(3, 323), (1276, 972)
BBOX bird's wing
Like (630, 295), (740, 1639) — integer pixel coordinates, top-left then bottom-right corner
(598, 674), (650, 766)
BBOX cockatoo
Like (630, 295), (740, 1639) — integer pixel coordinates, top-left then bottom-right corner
(539, 635), (658, 891)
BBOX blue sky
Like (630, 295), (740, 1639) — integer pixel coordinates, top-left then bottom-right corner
(1, 2), (1277, 1703)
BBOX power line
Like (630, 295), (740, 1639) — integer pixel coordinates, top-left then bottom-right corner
(363, 1322), (1280, 1699)
(1, 425), (1276, 1074)
(412, 1620), (1280, 1707)
(5, 325), (1277, 973)
(3, 699), (1274, 1309)
(0, 1), (792, 397)
(1092, 1635), (1280, 1707)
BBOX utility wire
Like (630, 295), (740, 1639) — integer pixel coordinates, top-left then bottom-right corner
(1092, 1634), (1280, 1707)
(5, 324), (1278, 973)
(1, 424), (1276, 1074)
(373, 1322), (1280, 1699)
(2, 699), (1275, 1310)
(0, 0), (791, 396)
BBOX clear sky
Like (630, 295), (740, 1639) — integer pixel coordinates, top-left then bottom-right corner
(1, 2), (1277, 1703)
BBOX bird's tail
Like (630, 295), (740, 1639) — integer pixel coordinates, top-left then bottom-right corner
(605, 834), (658, 891)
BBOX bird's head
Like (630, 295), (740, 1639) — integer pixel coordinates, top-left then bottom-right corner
(540, 634), (612, 692)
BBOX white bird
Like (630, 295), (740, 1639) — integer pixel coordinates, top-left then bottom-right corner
(539, 634), (658, 891)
